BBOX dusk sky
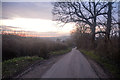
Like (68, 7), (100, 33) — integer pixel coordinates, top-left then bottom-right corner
(1, 2), (75, 37)
(1, 1), (119, 37)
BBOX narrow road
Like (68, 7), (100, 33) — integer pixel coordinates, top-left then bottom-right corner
(42, 48), (98, 78)
(21, 48), (99, 78)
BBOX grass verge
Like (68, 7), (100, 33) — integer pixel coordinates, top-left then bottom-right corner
(49, 48), (71, 56)
(2, 56), (43, 78)
(2, 48), (72, 78)
(80, 49), (120, 78)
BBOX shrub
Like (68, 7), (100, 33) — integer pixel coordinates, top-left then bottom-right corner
(2, 34), (68, 60)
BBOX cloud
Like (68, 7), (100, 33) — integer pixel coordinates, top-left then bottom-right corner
(2, 2), (53, 19)
(2, 25), (70, 37)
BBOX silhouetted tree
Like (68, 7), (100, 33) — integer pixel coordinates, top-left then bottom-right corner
(52, 1), (108, 48)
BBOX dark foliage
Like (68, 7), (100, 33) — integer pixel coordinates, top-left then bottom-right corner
(2, 34), (68, 61)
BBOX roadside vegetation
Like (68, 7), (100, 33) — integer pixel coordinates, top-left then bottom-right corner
(52, 2), (120, 78)
(71, 27), (120, 78)
(80, 49), (120, 78)
(2, 56), (43, 78)
(2, 34), (72, 78)
(49, 48), (71, 56)
(2, 34), (70, 61)
(2, 48), (71, 78)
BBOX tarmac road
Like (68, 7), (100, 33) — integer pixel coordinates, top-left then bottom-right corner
(42, 48), (98, 78)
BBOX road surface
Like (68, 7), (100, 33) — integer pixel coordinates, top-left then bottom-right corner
(21, 48), (100, 78)
(41, 48), (98, 78)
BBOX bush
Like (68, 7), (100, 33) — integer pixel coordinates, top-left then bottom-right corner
(2, 34), (68, 60)
(2, 56), (43, 78)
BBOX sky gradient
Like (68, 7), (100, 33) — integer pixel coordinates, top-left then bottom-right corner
(1, 2), (75, 37)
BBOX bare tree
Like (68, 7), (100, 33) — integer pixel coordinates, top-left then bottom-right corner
(52, 1), (108, 48)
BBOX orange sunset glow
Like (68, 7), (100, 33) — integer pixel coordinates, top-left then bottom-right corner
(1, 18), (75, 37)
(1, 2), (75, 37)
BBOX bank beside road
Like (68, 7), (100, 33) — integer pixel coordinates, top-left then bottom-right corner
(80, 49), (119, 78)
(2, 48), (71, 78)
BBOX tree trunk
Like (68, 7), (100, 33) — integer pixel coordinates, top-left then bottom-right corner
(104, 2), (112, 59)
(91, 2), (96, 49)
(91, 25), (95, 49)
(106, 2), (112, 41)
(118, 2), (120, 56)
